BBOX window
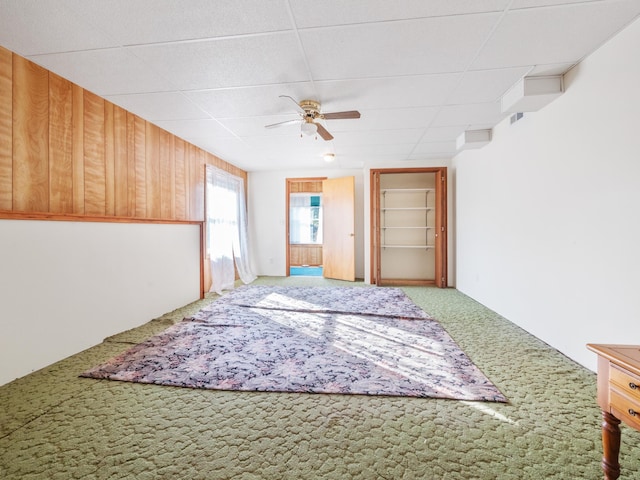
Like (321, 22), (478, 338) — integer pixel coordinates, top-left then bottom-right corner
(289, 193), (322, 244)
(205, 166), (255, 293)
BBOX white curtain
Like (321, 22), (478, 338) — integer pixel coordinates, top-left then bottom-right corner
(206, 167), (256, 294)
(289, 194), (323, 244)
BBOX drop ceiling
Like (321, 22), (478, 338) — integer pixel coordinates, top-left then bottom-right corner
(1, 0), (639, 172)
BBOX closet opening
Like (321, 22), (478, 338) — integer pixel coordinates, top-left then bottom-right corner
(370, 167), (447, 287)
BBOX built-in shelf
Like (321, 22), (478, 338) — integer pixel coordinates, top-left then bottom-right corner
(381, 188), (436, 250)
(372, 167), (447, 288)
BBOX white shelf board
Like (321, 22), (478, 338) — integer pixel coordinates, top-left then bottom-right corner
(382, 207), (434, 211)
(381, 188), (435, 193)
(381, 245), (435, 249)
(382, 226), (434, 229)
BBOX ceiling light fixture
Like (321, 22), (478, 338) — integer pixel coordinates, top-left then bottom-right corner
(301, 120), (318, 136)
(323, 153), (335, 162)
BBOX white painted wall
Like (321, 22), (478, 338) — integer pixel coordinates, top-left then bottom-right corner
(248, 159), (454, 284)
(0, 220), (201, 385)
(248, 168), (365, 278)
(453, 17), (640, 371)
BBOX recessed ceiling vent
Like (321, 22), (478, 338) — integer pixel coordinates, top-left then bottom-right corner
(510, 112), (524, 124)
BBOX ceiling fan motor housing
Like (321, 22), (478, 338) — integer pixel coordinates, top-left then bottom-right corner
(299, 99), (321, 118)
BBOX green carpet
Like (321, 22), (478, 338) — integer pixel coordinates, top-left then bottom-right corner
(1, 276), (639, 479)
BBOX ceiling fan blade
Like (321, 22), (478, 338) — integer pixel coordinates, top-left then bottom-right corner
(315, 122), (334, 141)
(265, 119), (301, 129)
(279, 95), (306, 115)
(322, 110), (361, 120)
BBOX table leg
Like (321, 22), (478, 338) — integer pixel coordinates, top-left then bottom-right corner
(601, 411), (621, 480)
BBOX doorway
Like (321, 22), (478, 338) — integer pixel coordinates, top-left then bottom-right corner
(286, 176), (356, 281)
(286, 178), (326, 277)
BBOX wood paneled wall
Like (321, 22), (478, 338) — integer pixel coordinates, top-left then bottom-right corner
(0, 46), (246, 222)
(288, 180), (323, 193)
(289, 244), (323, 266)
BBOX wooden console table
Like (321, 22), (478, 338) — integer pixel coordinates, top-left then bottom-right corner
(587, 344), (640, 480)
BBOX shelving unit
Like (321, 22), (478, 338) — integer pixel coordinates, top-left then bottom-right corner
(381, 188), (435, 251)
(371, 169), (447, 287)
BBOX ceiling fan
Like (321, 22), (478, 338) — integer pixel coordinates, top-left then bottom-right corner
(265, 95), (360, 141)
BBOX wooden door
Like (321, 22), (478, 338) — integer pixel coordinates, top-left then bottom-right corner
(322, 176), (356, 281)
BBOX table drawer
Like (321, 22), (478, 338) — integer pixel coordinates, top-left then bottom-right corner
(610, 389), (640, 431)
(610, 365), (640, 402)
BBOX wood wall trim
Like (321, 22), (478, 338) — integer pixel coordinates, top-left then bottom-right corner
(0, 210), (203, 225)
(369, 169), (379, 285)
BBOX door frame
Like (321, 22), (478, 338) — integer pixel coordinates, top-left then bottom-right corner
(285, 177), (327, 276)
(370, 167), (448, 287)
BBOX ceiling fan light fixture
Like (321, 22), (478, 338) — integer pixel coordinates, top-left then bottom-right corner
(301, 121), (318, 136)
(323, 153), (335, 163)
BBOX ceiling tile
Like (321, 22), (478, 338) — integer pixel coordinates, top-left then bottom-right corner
(68, 0), (292, 45)
(105, 92), (211, 121)
(472, 1), (640, 70)
(432, 103), (505, 127)
(510, 0), (600, 8)
(334, 152), (412, 163)
(243, 135), (328, 152)
(27, 48), (175, 95)
(291, 0), (510, 27)
(328, 107), (441, 132)
(528, 62), (576, 75)
(332, 129), (426, 147)
(299, 13), (501, 80)
(314, 74), (461, 111)
(421, 126), (467, 142)
(412, 140), (457, 155)
(447, 67), (532, 104)
(335, 143), (416, 156)
(183, 136), (254, 166)
(185, 84), (316, 118)
(407, 152), (454, 161)
(153, 119), (237, 140)
(128, 32), (310, 90)
(219, 115), (306, 138)
(0, 0), (119, 55)
(241, 136), (333, 168)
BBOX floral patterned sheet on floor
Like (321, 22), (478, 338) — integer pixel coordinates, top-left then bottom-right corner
(81, 286), (507, 402)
